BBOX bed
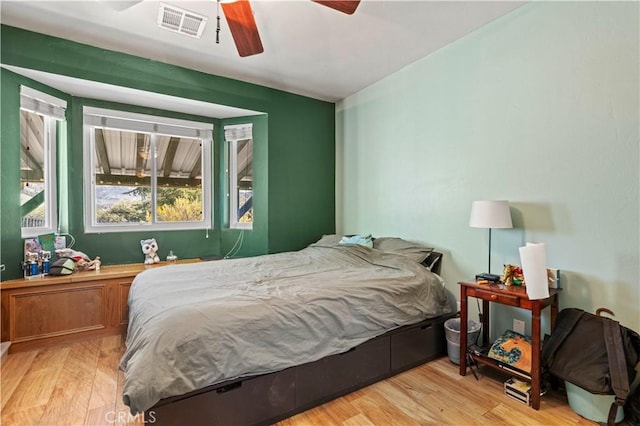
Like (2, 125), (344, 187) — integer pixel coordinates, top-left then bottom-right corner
(119, 235), (454, 425)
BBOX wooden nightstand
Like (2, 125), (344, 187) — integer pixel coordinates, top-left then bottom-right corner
(458, 281), (560, 410)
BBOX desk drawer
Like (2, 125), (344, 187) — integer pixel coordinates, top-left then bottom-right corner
(474, 289), (520, 307)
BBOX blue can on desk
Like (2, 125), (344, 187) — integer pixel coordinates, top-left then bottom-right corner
(42, 258), (50, 274)
(30, 261), (38, 276)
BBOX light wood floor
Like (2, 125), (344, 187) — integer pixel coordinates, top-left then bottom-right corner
(1, 335), (594, 426)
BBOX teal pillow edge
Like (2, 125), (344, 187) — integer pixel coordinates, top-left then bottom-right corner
(339, 234), (373, 248)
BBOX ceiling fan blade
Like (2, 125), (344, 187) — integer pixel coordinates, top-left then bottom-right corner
(221, 0), (264, 57)
(312, 0), (361, 15)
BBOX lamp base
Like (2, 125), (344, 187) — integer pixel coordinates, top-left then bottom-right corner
(476, 273), (501, 282)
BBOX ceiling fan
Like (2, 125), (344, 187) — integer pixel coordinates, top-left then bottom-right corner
(103, 0), (361, 58)
(220, 0), (361, 57)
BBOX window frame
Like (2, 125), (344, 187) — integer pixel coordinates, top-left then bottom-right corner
(20, 86), (65, 239)
(225, 124), (253, 230)
(83, 107), (213, 233)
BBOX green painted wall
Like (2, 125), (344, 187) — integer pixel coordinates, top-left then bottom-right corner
(1, 71), (27, 280)
(1, 25), (335, 280)
(337, 2), (639, 332)
(267, 93), (336, 253)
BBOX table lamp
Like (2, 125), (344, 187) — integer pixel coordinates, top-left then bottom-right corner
(469, 200), (513, 276)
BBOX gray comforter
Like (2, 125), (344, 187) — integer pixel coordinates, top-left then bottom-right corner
(119, 242), (451, 414)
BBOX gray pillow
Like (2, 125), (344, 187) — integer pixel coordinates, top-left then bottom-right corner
(373, 237), (433, 263)
(312, 234), (343, 246)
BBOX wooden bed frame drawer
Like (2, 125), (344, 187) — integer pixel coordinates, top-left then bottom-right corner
(295, 335), (390, 408)
(390, 318), (447, 373)
(148, 312), (456, 425)
(151, 368), (296, 426)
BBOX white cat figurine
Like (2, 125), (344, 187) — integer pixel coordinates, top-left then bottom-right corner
(140, 238), (160, 265)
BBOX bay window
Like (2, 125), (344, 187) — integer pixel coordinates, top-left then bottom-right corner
(83, 107), (212, 232)
(20, 86), (66, 238)
(225, 124), (253, 230)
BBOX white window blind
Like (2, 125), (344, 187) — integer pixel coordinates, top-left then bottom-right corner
(20, 86), (67, 121)
(84, 107), (213, 139)
(225, 123), (253, 141)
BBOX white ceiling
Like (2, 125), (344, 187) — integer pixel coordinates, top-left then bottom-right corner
(0, 0), (525, 102)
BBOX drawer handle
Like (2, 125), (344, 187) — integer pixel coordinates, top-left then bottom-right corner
(216, 382), (242, 394)
(490, 294), (497, 300)
(421, 324), (433, 330)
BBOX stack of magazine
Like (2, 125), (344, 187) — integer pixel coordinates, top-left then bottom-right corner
(469, 344), (532, 381)
(504, 377), (531, 405)
(495, 359), (531, 380)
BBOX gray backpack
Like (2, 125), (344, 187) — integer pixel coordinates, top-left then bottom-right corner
(542, 308), (640, 426)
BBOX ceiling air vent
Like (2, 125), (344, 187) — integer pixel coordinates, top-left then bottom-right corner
(157, 3), (207, 38)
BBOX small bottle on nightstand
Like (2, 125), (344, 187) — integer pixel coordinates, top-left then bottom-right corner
(166, 251), (178, 263)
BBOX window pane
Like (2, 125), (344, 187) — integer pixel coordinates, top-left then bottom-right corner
(156, 136), (204, 223)
(236, 139), (253, 225)
(20, 110), (47, 229)
(94, 128), (151, 224)
(84, 106), (213, 233)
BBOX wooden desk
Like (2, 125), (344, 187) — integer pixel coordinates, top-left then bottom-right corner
(1, 259), (199, 353)
(458, 281), (560, 410)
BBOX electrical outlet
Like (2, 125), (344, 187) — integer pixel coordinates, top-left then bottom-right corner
(513, 319), (525, 335)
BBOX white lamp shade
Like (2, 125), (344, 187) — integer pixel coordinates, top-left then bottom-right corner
(469, 200), (513, 229)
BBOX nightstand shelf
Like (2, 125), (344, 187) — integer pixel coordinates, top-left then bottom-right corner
(468, 350), (531, 382)
(458, 281), (560, 410)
